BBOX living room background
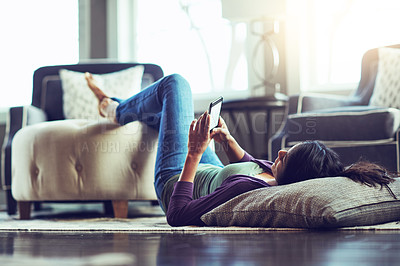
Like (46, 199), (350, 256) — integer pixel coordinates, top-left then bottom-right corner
(1, 0), (399, 109)
(1, 0), (399, 204)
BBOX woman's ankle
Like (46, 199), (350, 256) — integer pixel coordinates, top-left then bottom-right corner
(99, 98), (119, 123)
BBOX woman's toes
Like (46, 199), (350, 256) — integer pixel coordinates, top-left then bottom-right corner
(84, 72), (108, 101)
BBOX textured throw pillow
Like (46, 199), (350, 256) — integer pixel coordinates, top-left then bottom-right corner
(60, 66), (144, 120)
(369, 47), (400, 109)
(201, 177), (400, 228)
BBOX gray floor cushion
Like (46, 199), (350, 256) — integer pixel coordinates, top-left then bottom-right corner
(201, 177), (400, 228)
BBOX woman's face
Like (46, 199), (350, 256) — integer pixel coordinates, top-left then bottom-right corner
(271, 149), (288, 181)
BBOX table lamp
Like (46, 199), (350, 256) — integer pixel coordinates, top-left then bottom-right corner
(221, 0), (285, 97)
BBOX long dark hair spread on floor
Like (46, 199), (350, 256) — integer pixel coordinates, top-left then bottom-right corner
(280, 140), (397, 187)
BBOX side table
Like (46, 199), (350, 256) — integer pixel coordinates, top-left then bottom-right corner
(221, 94), (287, 160)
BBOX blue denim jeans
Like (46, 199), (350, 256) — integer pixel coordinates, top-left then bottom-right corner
(113, 74), (224, 201)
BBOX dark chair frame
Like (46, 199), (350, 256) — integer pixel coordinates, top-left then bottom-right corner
(1, 63), (164, 215)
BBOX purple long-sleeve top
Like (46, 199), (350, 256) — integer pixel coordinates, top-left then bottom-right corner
(167, 152), (272, 226)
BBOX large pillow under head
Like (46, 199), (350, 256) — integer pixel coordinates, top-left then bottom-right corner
(201, 177), (400, 228)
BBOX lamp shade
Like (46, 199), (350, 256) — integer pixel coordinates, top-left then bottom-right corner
(221, 0), (285, 21)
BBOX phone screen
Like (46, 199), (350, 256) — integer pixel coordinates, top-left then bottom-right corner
(209, 96), (223, 131)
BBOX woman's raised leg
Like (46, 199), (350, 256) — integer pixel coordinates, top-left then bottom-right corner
(111, 74), (223, 200)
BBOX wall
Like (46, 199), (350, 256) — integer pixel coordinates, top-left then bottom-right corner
(79, 0), (109, 60)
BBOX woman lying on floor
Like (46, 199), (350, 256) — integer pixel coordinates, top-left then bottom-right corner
(85, 73), (396, 227)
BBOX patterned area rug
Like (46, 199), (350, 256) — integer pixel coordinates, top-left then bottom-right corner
(1, 202), (400, 233)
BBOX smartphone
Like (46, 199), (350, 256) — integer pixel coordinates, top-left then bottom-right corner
(208, 96), (223, 132)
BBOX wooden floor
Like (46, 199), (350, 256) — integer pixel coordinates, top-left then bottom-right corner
(1, 231), (400, 265)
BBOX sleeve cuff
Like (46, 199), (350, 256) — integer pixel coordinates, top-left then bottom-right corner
(231, 151), (255, 163)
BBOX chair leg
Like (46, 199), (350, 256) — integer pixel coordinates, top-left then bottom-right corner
(112, 200), (128, 218)
(6, 190), (17, 215)
(103, 201), (114, 216)
(18, 201), (32, 220)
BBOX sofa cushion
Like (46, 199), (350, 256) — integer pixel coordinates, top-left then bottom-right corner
(286, 106), (400, 141)
(370, 47), (400, 109)
(201, 177), (400, 228)
(60, 66), (144, 120)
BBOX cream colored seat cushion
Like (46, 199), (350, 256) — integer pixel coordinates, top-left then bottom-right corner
(11, 119), (158, 202)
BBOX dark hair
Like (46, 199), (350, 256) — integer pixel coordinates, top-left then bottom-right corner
(342, 161), (395, 187)
(279, 140), (397, 187)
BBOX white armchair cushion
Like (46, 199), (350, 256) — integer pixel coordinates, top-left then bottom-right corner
(370, 47), (400, 109)
(11, 119), (158, 201)
(60, 66), (144, 120)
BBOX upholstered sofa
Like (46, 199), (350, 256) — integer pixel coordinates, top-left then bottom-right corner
(1, 63), (164, 219)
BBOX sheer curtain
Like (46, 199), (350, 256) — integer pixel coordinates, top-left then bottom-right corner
(134, 0), (248, 97)
(299, 0), (400, 92)
(0, 0), (79, 108)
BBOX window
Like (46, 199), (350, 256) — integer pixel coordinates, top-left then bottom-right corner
(299, 0), (400, 92)
(0, 0), (79, 107)
(135, 0), (248, 97)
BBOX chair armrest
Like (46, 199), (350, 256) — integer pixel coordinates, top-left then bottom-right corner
(289, 93), (364, 114)
(285, 106), (400, 143)
(1, 105), (47, 190)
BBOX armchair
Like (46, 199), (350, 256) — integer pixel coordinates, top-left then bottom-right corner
(270, 45), (400, 172)
(1, 63), (164, 218)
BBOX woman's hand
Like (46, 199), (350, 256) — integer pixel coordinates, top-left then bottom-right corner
(210, 117), (245, 162)
(179, 111), (211, 183)
(187, 111), (212, 158)
(210, 117), (231, 144)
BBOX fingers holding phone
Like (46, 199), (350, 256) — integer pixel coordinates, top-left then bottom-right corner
(207, 97), (231, 143)
(209, 96), (223, 132)
(188, 111), (211, 157)
(211, 117), (232, 143)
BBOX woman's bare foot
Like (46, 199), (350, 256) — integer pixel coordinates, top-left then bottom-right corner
(85, 72), (108, 102)
(85, 72), (118, 122)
